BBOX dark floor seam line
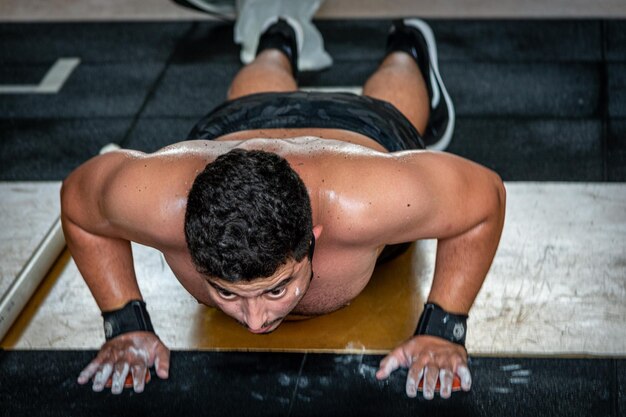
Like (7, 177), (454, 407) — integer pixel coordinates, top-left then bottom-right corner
(116, 22), (199, 149)
(287, 353), (307, 417)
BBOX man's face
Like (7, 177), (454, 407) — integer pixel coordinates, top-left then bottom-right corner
(205, 257), (313, 334)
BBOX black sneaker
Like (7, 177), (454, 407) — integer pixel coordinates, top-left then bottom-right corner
(386, 19), (455, 151)
(256, 17), (302, 79)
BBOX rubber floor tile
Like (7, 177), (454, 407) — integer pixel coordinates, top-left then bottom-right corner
(608, 118), (626, 181)
(315, 19), (390, 62)
(123, 116), (202, 151)
(0, 118), (133, 180)
(0, 22), (191, 65)
(442, 62), (600, 118)
(172, 21), (241, 63)
(299, 60), (379, 87)
(447, 118), (603, 181)
(141, 62), (240, 118)
(0, 62), (166, 119)
(608, 63), (626, 118)
(290, 354), (617, 417)
(303, 20), (602, 63)
(431, 20), (602, 62)
(606, 21), (626, 62)
(617, 359), (626, 417)
(0, 350), (304, 417)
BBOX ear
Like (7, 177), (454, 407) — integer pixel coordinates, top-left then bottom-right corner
(312, 224), (323, 240)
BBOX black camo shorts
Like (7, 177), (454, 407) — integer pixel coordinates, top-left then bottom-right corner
(187, 91), (425, 152)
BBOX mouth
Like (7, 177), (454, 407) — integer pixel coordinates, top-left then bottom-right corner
(248, 326), (274, 334)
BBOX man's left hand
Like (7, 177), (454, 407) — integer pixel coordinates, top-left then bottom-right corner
(375, 335), (472, 399)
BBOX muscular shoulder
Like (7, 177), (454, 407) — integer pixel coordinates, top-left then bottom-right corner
(309, 149), (425, 245)
(312, 149), (500, 246)
(61, 145), (210, 246)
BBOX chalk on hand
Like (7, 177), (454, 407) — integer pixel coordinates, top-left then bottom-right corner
(104, 371), (151, 389)
(417, 375), (462, 393)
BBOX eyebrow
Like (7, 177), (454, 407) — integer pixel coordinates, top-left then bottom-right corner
(263, 277), (293, 294)
(207, 276), (293, 297)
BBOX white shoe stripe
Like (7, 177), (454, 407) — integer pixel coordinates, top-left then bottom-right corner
(430, 69), (440, 108)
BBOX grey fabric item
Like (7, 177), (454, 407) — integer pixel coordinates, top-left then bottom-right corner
(235, 0), (332, 70)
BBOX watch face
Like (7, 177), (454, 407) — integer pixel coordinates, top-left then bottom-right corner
(104, 321), (114, 339)
(452, 322), (465, 340)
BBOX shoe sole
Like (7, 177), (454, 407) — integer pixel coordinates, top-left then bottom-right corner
(403, 19), (455, 152)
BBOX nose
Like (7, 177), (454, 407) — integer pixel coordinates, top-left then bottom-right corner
(243, 297), (267, 332)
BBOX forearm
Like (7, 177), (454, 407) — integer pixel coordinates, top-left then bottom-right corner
(60, 154), (145, 312)
(62, 214), (142, 312)
(427, 184), (506, 314)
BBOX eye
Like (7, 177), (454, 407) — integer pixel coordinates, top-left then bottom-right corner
(217, 289), (237, 300)
(266, 287), (287, 299)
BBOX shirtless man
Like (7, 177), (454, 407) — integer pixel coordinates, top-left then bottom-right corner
(61, 18), (506, 399)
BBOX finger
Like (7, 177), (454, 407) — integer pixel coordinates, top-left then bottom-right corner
(405, 363), (424, 398)
(376, 355), (400, 380)
(439, 368), (454, 399)
(111, 362), (130, 395)
(92, 363), (113, 392)
(77, 361), (101, 385)
(422, 366), (439, 400)
(456, 364), (472, 391)
(132, 364), (148, 393)
(154, 345), (170, 379)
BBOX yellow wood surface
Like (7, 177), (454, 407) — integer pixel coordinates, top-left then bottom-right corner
(2, 246), (425, 353)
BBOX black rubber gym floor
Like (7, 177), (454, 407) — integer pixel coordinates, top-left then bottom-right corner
(0, 350), (624, 417)
(0, 19), (625, 181)
(1, 19), (625, 417)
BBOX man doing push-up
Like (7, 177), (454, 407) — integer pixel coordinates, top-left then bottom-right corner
(61, 18), (506, 399)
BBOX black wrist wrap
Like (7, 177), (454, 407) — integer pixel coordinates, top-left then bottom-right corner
(102, 300), (155, 341)
(415, 303), (468, 346)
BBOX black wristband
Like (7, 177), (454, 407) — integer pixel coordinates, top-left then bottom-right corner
(415, 303), (468, 346)
(102, 300), (155, 341)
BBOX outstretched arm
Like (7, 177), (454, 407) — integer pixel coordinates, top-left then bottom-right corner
(400, 151), (506, 316)
(357, 151), (505, 399)
(61, 151), (170, 393)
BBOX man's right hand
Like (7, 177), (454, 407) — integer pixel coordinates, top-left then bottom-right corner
(77, 331), (170, 394)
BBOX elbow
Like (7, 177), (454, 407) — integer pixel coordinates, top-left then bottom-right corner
(494, 173), (506, 208)
(60, 178), (72, 226)
(60, 171), (80, 224)
(60, 175), (73, 213)
(492, 172), (506, 222)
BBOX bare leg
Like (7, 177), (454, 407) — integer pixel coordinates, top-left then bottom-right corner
(362, 52), (430, 136)
(227, 50), (297, 100)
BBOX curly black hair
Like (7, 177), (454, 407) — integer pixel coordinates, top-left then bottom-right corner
(184, 149), (313, 282)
